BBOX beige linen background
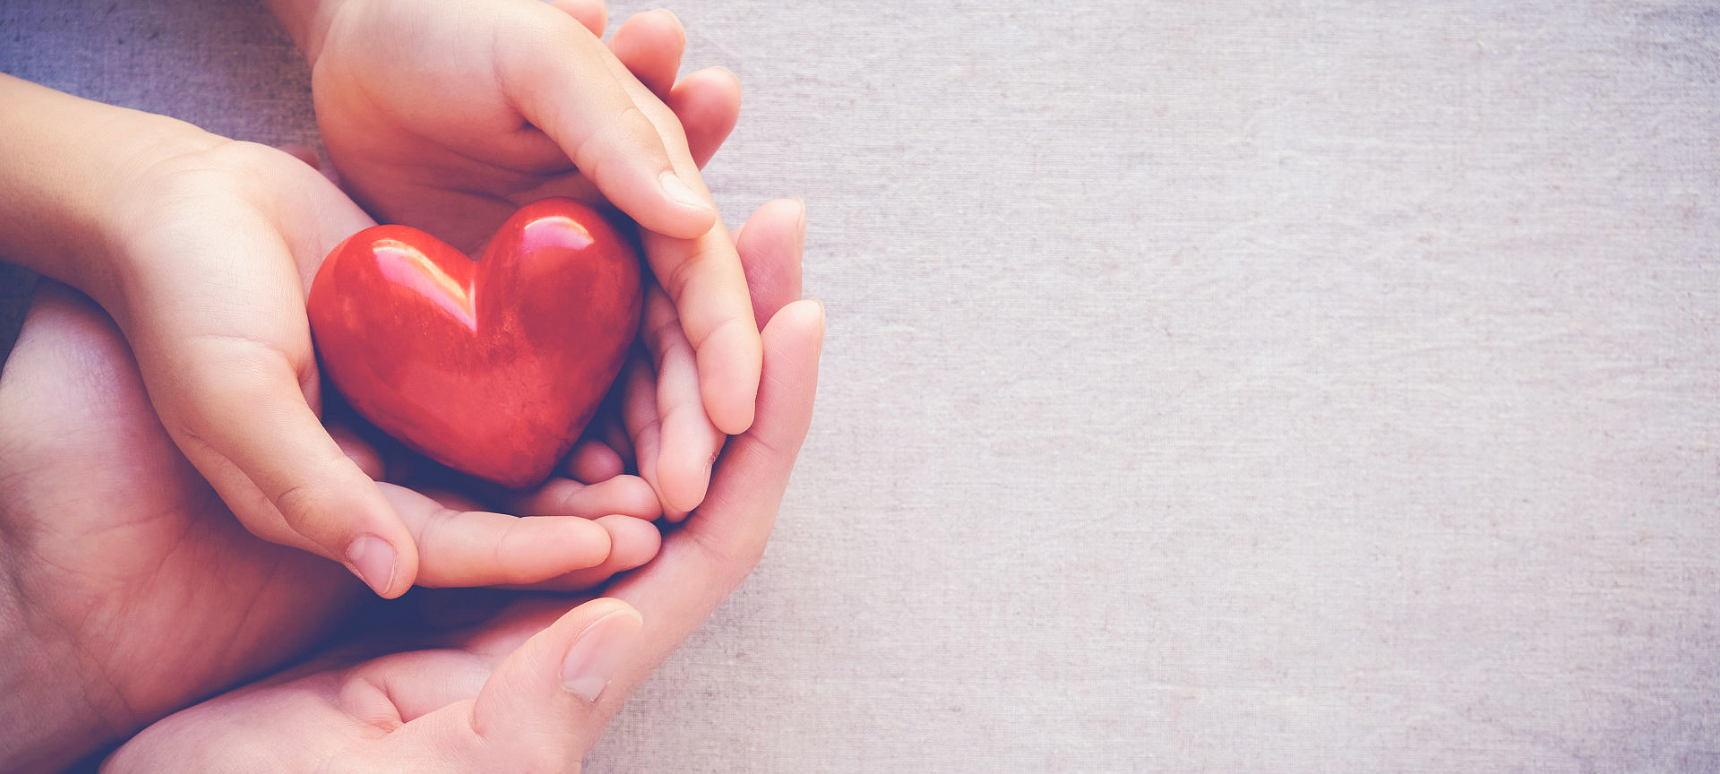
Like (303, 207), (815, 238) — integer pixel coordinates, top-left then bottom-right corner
(2, 0), (1717, 770)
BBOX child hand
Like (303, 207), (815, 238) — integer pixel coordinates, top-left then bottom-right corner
(0, 76), (656, 599)
(272, 0), (759, 511)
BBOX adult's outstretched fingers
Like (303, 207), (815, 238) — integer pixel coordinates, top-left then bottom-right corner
(158, 340), (418, 598)
(499, 8), (715, 239)
(601, 297), (825, 701)
(735, 198), (808, 326)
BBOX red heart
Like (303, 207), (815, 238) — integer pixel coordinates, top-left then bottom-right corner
(307, 198), (642, 488)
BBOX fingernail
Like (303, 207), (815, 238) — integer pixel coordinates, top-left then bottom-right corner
(345, 535), (397, 596)
(562, 609), (644, 701)
(659, 171), (710, 212)
(794, 198), (808, 250)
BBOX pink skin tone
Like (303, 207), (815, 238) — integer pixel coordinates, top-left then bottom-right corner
(0, 1), (794, 767)
(271, 0), (749, 521)
(111, 202), (817, 773)
(0, 4), (736, 596)
(0, 282), (659, 773)
(0, 199), (813, 773)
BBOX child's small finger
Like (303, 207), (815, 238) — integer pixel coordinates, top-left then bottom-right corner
(607, 9), (685, 100)
(494, 515), (662, 592)
(548, 0), (608, 37)
(379, 483), (613, 587)
(564, 437), (626, 484)
(637, 226), (762, 435)
(668, 67), (742, 169)
(620, 347), (662, 487)
(607, 348), (651, 466)
(640, 284), (725, 519)
(508, 474), (662, 521)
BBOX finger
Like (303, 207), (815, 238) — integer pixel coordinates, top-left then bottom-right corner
(379, 483), (615, 587)
(735, 198), (808, 326)
(508, 474), (662, 520)
(602, 298), (824, 699)
(606, 9), (685, 99)
(349, 649), (494, 726)
(608, 347), (652, 467)
(565, 437), (626, 484)
(548, 0), (607, 36)
(641, 283), (725, 518)
(620, 345), (661, 477)
(468, 598), (644, 759)
(668, 67), (743, 169)
(500, 9), (715, 239)
(636, 196), (804, 494)
(642, 224), (762, 435)
(155, 337), (416, 598)
(499, 514), (661, 592)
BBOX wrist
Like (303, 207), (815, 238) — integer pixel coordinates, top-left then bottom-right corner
(0, 75), (221, 313)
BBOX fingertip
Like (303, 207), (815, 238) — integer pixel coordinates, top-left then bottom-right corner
(653, 171), (719, 235)
(277, 459), (420, 597)
(595, 514), (661, 570)
(735, 198), (808, 324)
(771, 298), (829, 354)
(608, 7), (686, 98)
(346, 532), (412, 598)
(669, 67), (743, 168)
(656, 425), (717, 515)
(698, 322), (762, 435)
(548, 0), (608, 36)
(566, 438), (626, 483)
(515, 475), (663, 521)
(560, 604), (644, 702)
(672, 66), (743, 116)
(512, 515), (614, 572)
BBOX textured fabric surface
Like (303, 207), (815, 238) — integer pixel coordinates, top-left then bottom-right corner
(3, 0), (1718, 770)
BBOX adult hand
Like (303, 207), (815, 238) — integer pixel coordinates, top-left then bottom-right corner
(275, 0), (762, 509)
(102, 198), (820, 772)
(0, 283), (660, 773)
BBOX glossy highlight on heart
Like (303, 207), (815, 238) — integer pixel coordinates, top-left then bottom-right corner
(308, 198), (642, 488)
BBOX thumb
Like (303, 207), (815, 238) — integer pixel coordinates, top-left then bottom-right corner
(498, 7), (715, 239)
(470, 598), (645, 759)
(149, 335), (419, 598)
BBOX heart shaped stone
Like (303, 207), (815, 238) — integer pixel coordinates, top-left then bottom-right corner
(308, 197), (641, 488)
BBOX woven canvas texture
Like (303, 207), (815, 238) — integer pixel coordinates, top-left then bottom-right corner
(2, 1), (1716, 770)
